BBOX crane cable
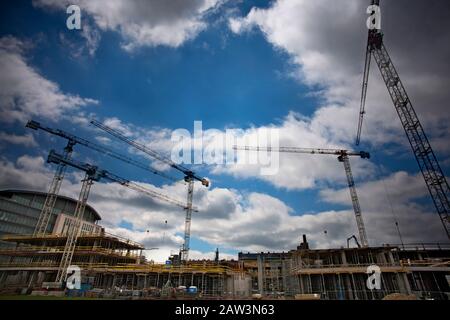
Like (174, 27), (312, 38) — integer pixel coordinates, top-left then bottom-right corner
(360, 112), (405, 248)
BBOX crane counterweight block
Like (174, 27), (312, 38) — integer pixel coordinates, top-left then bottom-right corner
(201, 178), (210, 187)
(360, 151), (370, 159)
(25, 120), (40, 130)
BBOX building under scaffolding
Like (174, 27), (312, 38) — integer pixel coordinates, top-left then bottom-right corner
(0, 189), (101, 253)
(0, 233), (246, 297)
(239, 236), (450, 300)
(1, 233), (448, 299)
(0, 188), (251, 298)
(0, 189), (449, 299)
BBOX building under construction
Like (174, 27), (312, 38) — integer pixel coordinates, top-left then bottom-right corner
(0, 188), (250, 298)
(239, 236), (450, 300)
(0, 190), (448, 300)
(0, 232), (241, 298)
(1, 1), (449, 300)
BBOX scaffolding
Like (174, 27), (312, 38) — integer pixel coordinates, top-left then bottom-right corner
(0, 233), (236, 297)
(1, 233), (449, 299)
(238, 244), (450, 300)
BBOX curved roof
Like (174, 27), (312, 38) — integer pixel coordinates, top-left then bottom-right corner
(0, 189), (101, 221)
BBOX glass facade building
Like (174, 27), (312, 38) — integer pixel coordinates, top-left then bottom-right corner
(0, 189), (101, 249)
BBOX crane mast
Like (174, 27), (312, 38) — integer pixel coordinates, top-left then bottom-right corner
(184, 177), (194, 261)
(55, 172), (95, 283)
(234, 145), (370, 247)
(47, 150), (191, 283)
(338, 153), (368, 247)
(356, 0), (450, 238)
(90, 120), (209, 262)
(33, 140), (74, 236)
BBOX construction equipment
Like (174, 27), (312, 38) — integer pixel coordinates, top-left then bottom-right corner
(90, 119), (210, 262)
(26, 120), (180, 238)
(26, 120), (179, 183)
(356, 0), (450, 238)
(47, 150), (193, 283)
(347, 235), (361, 248)
(233, 146), (370, 247)
(32, 139), (74, 236)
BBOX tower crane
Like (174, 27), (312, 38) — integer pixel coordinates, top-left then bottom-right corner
(356, 0), (450, 238)
(90, 120), (210, 262)
(233, 146), (370, 247)
(46, 150), (192, 284)
(26, 120), (180, 237)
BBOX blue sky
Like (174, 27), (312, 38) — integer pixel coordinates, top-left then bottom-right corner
(0, 0), (449, 261)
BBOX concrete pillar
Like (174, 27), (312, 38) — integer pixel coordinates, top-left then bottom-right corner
(387, 251), (395, 265)
(340, 251), (354, 300)
(0, 271), (7, 288)
(377, 252), (387, 265)
(341, 250), (348, 265)
(299, 275), (304, 294)
(396, 272), (411, 294)
(401, 273), (412, 295)
(257, 255), (264, 295)
(27, 271), (36, 289)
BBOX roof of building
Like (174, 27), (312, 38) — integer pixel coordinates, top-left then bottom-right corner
(1, 233), (143, 250)
(0, 189), (101, 221)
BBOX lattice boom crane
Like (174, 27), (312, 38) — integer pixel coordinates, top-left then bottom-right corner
(90, 120), (209, 262)
(234, 145), (370, 247)
(26, 120), (180, 238)
(356, 0), (450, 238)
(47, 150), (192, 283)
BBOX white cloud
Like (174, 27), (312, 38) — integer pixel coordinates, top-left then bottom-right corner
(0, 36), (99, 124)
(0, 132), (37, 147)
(1, 153), (447, 263)
(0, 155), (52, 190)
(2, 0), (449, 261)
(228, 0), (450, 154)
(34, 0), (223, 51)
(102, 117), (134, 137)
(212, 112), (376, 190)
(320, 171), (447, 245)
(94, 113), (376, 191)
(59, 20), (101, 58)
(81, 21), (101, 56)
